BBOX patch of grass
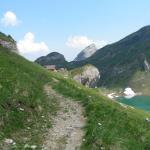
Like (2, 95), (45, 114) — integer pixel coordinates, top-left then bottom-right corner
(0, 46), (59, 149)
(51, 74), (150, 150)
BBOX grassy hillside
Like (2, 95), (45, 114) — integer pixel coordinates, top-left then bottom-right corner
(0, 45), (150, 150)
(52, 75), (150, 150)
(0, 46), (59, 149)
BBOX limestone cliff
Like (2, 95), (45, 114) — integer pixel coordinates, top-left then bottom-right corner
(0, 32), (18, 53)
(70, 65), (100, 88)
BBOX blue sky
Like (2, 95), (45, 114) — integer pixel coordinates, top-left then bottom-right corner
(0, 0), (150, 61)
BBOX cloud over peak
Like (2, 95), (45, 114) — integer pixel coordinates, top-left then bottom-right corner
(1, 11), (20, 27)
(66, 36), (108, 49)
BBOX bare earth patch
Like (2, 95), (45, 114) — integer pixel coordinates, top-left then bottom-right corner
(43, 85), (86, 150)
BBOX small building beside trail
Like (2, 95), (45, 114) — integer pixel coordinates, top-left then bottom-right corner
(45, 65), (56, 71)
(59, 68), (67, 72)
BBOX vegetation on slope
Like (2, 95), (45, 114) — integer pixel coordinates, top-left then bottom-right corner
(0, 45), (150, 150)
(51, 73), (150, 150)
(0, 46), (59, 149)
(129, 70), (150, 95)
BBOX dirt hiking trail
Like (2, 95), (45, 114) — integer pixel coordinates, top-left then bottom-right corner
(42, 85), (86, 150)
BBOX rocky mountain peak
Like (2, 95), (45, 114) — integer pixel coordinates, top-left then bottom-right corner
(74, 44), (97, 61)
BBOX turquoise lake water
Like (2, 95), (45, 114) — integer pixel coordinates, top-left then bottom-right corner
(117, 96), (150, 111)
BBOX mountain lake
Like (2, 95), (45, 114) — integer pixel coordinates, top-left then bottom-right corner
(117, 96), (150, 111)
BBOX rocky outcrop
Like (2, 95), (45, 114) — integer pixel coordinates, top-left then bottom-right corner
(0, 39), (18, 52)
(35, 52), (68, 68)
(0, 32), (18, 53)
(71, 65), (100, 88)
(74, 44), (97, 61)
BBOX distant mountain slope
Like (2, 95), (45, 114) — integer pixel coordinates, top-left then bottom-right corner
(35, 44), (97, 68)
(68, 26), (150, 94)
(74, 44), (97, 61)
(35, 52), (68, 68)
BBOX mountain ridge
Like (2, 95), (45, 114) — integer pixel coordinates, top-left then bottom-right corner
(35, 43), (98, 67)
(67, 25), (150, 94)
(35, 52), (68, 68)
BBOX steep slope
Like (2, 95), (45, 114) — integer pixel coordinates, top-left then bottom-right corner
(0, 32), (18, 53)
(68, 25), (150, 94)
(0, 45), (85, 149)
(0, 33), (150, 150)
(74, 44), (97, 61)
(35, 52), (68, 68)
(0, 45), (59, 149)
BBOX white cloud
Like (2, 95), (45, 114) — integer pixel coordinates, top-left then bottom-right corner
(1, 11), (20, 27)
(66, 36), (92, 49)
(17, 32), (49, 60)
(66, 36), (108, 49)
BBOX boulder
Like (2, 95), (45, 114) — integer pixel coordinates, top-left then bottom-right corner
(71, 65), (100, 88)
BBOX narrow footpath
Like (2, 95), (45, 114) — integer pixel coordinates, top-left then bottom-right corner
(43, 85), (86, 150)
